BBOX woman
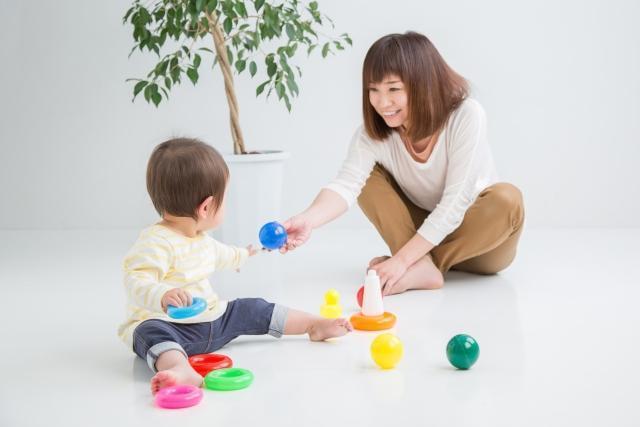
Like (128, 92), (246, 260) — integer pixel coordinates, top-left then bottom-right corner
(282, 32), (524, 296)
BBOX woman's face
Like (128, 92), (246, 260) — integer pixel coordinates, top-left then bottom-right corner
(368, 74), (409, 129)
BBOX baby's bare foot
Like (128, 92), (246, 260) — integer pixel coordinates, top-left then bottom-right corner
(308, 318), (353, 341)
(150, 368), (203, 395)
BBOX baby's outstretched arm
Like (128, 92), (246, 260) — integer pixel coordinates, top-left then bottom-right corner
(212, 239), (251, 271)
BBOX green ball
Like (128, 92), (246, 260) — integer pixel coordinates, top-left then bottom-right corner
(446, 334), (479, 369)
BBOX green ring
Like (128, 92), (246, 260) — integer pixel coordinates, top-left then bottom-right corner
(204, 368), (254, 391)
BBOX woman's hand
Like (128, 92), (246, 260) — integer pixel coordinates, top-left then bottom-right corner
(161, 288), (193, 312)
(280, 215), (313, 253)
(369, 256), (409, 296)
(279, 189), (348, 254)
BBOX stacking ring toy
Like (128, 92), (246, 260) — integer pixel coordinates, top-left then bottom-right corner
(167, 297), (207, 319)
(259, 221), (288, 250)
(188, 353), (233, 377)
(155, 385), (203, 409)
(204, 368), (254, 391)
(350, 311), (397, 331)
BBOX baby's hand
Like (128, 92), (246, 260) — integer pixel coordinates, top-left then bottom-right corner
(161, 288), (193, 312)
(246, 244), (259, 256)
(235, 245), (259, 272)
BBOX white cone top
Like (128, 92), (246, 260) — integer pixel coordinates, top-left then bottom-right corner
(362, 269), (384, 316)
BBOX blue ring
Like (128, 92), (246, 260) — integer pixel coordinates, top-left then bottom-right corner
(167, 297), (207, 319)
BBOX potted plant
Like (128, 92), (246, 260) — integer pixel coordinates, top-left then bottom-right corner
(123, 0), (351, 244)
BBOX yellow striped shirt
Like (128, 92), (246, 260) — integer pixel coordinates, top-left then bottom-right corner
(117, 224), (249, 347)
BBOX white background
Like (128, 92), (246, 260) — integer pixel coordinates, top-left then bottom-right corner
(1, 0), (639, 230)
(2, 3), (640, 425)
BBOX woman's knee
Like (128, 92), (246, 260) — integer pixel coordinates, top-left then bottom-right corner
(481, 183), (525, 226)
(488, 183), (522, 208)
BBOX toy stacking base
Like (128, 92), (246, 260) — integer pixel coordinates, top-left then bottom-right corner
(350, 312), (396, 331)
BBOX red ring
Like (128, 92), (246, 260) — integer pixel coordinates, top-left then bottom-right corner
(188, 353), (233, 377)
(357, 286), (364, 308)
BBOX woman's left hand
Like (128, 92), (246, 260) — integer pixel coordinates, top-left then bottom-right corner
(369, 256), (409, 296)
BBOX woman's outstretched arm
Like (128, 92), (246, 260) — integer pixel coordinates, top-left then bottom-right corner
(281, 189), (348, 252)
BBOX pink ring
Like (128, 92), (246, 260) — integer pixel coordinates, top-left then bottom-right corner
(155, 385), (203, 409)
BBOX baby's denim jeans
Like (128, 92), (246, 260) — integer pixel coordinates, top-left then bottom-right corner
(132, 298), (288, 372)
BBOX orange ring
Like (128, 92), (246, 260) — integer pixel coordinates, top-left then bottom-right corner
(350, 312), (396, 331)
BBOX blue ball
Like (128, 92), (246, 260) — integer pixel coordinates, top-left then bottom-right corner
(259, 221), (288, 250)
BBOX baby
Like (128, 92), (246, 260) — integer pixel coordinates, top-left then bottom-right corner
(118, 138), (352, 394)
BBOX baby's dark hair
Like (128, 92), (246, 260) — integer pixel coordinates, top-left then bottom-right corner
(146, 138), (228, 220)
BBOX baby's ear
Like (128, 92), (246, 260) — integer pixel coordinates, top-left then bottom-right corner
(197, 196), (215, 219)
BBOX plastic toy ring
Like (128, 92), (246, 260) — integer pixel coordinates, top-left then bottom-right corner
(204, 368), (254, 391)
(155, 385), (203, 409)
(350, 312), (397, 331)
(167, 297), (207, 319)
(188, 353), (233, 377)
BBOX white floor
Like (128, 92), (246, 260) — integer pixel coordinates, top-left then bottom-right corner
(1, 227), (639, 427)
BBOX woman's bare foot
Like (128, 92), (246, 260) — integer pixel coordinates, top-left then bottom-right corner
(368, 255), (390, 270)
(384, 254), (444, 295)
(308, 318), (353, 341)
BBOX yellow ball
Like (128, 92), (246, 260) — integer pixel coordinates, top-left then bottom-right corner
(370, 333), (404, 369)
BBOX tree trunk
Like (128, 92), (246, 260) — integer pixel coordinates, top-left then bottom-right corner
(209, 15), (245, 154)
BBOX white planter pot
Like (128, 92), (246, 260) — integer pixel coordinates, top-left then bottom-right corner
(215, 150), (291, 247)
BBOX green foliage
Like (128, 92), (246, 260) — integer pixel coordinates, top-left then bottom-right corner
(123, 0), (352, 111)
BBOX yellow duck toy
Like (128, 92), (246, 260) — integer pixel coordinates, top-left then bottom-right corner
(320, 289), (342, 318)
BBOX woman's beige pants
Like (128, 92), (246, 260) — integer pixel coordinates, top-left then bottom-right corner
(357, 164), (525, 274)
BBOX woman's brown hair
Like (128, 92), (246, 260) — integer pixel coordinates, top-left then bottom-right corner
(146, 138), (228, 220)
(362, 32), (469, 142)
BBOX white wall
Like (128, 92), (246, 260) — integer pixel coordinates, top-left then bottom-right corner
(1, 0), (639, 229)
